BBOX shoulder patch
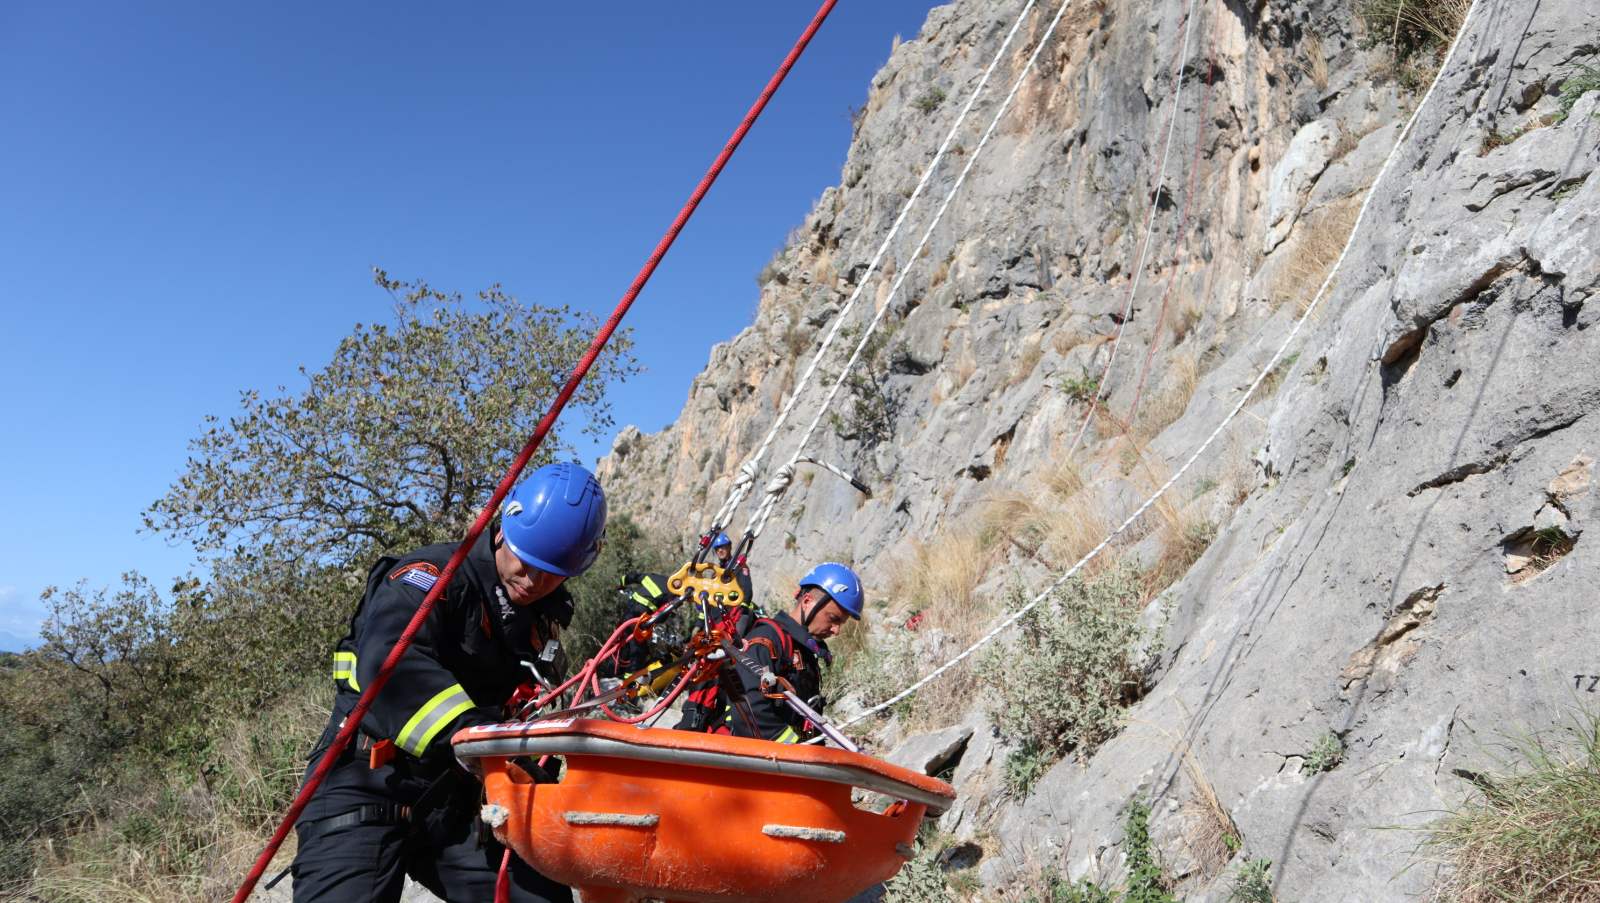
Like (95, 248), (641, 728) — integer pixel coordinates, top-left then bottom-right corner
(390, 561), (440, 593)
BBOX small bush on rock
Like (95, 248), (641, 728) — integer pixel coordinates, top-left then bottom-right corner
(1303, 732), (1343, 774)
(1005, 742), (1050, 798)
(1014, 804), (1174, 902)
(883, 841), (953, 903)
(1228, 858), (1275, 903)
(1555, 63), (1600, 123)
(985, 565), (1148, 769)
(914, 87), (948, 115)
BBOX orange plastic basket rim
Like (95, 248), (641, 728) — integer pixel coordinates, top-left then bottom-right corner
(454, 718), (955, 814)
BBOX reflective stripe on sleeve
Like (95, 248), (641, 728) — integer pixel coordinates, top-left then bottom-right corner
(396, 684), (475, 757)
(631, 591), (659, 611)
(640, 576), (663, 598)
(332, 651), (360, 691)
(774, 726), (800, 744)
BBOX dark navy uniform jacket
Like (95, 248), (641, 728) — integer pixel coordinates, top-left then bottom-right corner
(727, 611), (826, 744)
(301, 530), (572, 822)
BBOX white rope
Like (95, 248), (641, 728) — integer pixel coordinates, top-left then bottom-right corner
(749, 0), (1210, 541)
(710, 0), (1042, 536)
(826, 0), (1483, 734)
(748, 0), (1083, 543)
(1065, 0), (1201, 459)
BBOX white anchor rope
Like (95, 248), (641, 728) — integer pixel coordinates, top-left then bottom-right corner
(709, 0), (1042, 535)
(821, 0), (1484, 735)
(747, 0), (1087, 542)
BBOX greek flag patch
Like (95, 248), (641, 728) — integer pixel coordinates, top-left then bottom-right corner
(390, 562), (440, 593)
(402, 569), (438, 592)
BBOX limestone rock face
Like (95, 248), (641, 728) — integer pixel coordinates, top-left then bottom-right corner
(597, 0), (1600, 898)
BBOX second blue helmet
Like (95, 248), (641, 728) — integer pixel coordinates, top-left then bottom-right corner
(799, 562), (864, 619)
(500, 462), (607, 577)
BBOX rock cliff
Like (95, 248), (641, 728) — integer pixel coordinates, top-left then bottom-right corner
(599, 0), (1599, 898)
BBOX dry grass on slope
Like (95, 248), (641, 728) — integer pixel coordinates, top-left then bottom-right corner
(1133, 351), (1200, 443)
(1270, 197), (1362, 315)
(1425, 713), (1600, 902)
(19, 687), (326, 903)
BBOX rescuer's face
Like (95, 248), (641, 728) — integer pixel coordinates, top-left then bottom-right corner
(494, 532), (566, 605)
(801, 591), (851, 640)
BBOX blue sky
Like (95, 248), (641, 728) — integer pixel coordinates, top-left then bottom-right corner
(0, 2), (943, 648)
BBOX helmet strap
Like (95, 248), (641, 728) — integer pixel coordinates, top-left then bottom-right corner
(798, 589), (832, 630)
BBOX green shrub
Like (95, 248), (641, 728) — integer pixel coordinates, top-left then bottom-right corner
(826, 624), (916, 716)
(1303, 732), (1343, 774)
(1357, 0), (1469, 63)
(1005, 742), (1051, 798)
(1026, 875), (1116, 903)
(1229, 858), (1274, 903)
(1555, 63), (1600, 123)
(1016, 804), (1174, 902)
(1121, 801), (1177, 903)
(914, 87), (948, 115)
(565, 513), (680, 665)
(1060, 372), (1102, 404)
(13, 682), (327, 901)
(985, 565), (1147, 766)
(883, 841), (953, 903)
(824, 324), (902, 452)
(1426, 711), (1600, 902)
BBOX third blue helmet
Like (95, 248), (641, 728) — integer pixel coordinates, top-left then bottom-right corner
(500, 462), (607, 577)
(799, 562), (863, 619)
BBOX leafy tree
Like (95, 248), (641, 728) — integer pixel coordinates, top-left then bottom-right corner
(0, 573), (180, 885)
(143, 270), (641, 706)
(145, 269), (640, 564)
(1, 272), (649, 891)
(32, 573), (181, 748)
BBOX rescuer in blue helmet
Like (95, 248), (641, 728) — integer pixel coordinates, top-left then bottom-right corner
(290, 462), (606, 903)
(723, 562), (863, 743)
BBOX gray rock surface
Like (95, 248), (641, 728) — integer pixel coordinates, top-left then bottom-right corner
(885, 724), (975, 776)
(596, 0), (1600, 899)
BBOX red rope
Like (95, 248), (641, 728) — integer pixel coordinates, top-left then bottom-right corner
(1125, 8), (1218, 426)
(495, 848), (513, 903)
(1064, 4), (1203, 456)
(232, 4), (837, 898)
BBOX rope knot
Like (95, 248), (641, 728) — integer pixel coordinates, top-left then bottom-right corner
(763, 463), (796, 497)
(734, 459), (760, 488)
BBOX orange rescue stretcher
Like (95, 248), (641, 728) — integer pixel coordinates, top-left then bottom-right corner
(452, 719), (956, 903)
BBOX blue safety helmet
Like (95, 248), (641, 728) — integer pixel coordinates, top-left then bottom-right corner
(711, 531), (733, 550)
(499, 463), (607, 577)
(798, 562), (864, 620)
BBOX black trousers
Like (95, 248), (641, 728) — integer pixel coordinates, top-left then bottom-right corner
(291, 802), (572, 903)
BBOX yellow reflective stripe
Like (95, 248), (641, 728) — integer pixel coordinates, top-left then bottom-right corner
(631, 591), (658, 611)
(640, 576), (663, 597)
(722, 712), (801, 744)
(414, 697), (476, 754)
(332, 651), (360, 691)
(396, 684), (473, 757)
